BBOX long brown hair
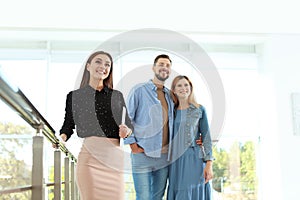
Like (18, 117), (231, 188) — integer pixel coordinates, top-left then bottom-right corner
(171, 75), (199, 109)
(79, 51), (113, 89)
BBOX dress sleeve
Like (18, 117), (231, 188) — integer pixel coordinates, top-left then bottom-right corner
(59, 92), (75, 141)
(199, 106), (214, 161)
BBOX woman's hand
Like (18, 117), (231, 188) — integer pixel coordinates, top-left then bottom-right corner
(52, 133), (67, 148)
(119, 124), (132, 138)
(204, 160), (213, 183)
(60, 133), (67, 142)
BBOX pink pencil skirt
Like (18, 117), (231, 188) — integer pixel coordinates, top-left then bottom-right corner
(76, 136), (124, 200)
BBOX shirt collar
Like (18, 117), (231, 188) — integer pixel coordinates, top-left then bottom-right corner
(148, 79), (168, 92)
(103, 86), (109, 93)
(189, 103), (197, 109)
(86, 85), (110, 94)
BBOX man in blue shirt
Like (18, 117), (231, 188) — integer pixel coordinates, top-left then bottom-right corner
(124, 54), (174, 200)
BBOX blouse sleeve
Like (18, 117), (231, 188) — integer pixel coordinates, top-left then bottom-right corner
(59, 92), (75, 141)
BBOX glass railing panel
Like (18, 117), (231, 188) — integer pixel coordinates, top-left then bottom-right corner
(0, 100), (34, 199)
(0, 61), (78, 199)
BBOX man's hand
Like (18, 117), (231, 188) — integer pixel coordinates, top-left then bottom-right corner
(196, 134), (203, 146)
(130, 143), (144, 154)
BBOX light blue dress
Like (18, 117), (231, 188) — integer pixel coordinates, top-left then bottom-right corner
(167, 104), (213, 200)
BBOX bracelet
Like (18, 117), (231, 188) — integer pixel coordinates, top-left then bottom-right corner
(126, 129), (133, 138)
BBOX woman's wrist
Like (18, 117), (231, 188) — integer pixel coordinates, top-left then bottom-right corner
(126, 128), (132, 138)
(206, 160), (213, 167)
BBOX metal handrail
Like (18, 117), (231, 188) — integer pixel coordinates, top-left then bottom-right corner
(0, 185), (32, 195)
(0, 72), (77, 162)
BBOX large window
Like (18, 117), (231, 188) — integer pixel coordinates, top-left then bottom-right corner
(0, 46), (260, 199)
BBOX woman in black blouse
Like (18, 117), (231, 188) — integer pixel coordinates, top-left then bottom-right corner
(59, 51), (133, 200)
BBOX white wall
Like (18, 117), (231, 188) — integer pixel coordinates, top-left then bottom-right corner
(258, 35), (300, 200)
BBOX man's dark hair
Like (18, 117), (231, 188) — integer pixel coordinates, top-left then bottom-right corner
(153, 54), (172, 65)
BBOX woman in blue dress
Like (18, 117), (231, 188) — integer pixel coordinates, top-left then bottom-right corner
(167, 75), (214, 200)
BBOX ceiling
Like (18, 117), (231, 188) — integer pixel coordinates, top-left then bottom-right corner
(1, 0), (300, 34)
(1, 0), (299, 50)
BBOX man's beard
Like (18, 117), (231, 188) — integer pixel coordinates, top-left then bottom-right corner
(155, 73), (169, 82)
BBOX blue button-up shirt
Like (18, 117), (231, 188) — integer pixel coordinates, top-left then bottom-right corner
(124, 80), (174, 158)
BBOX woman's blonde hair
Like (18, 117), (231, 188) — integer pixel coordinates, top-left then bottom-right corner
(171, 75), (200, 109)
